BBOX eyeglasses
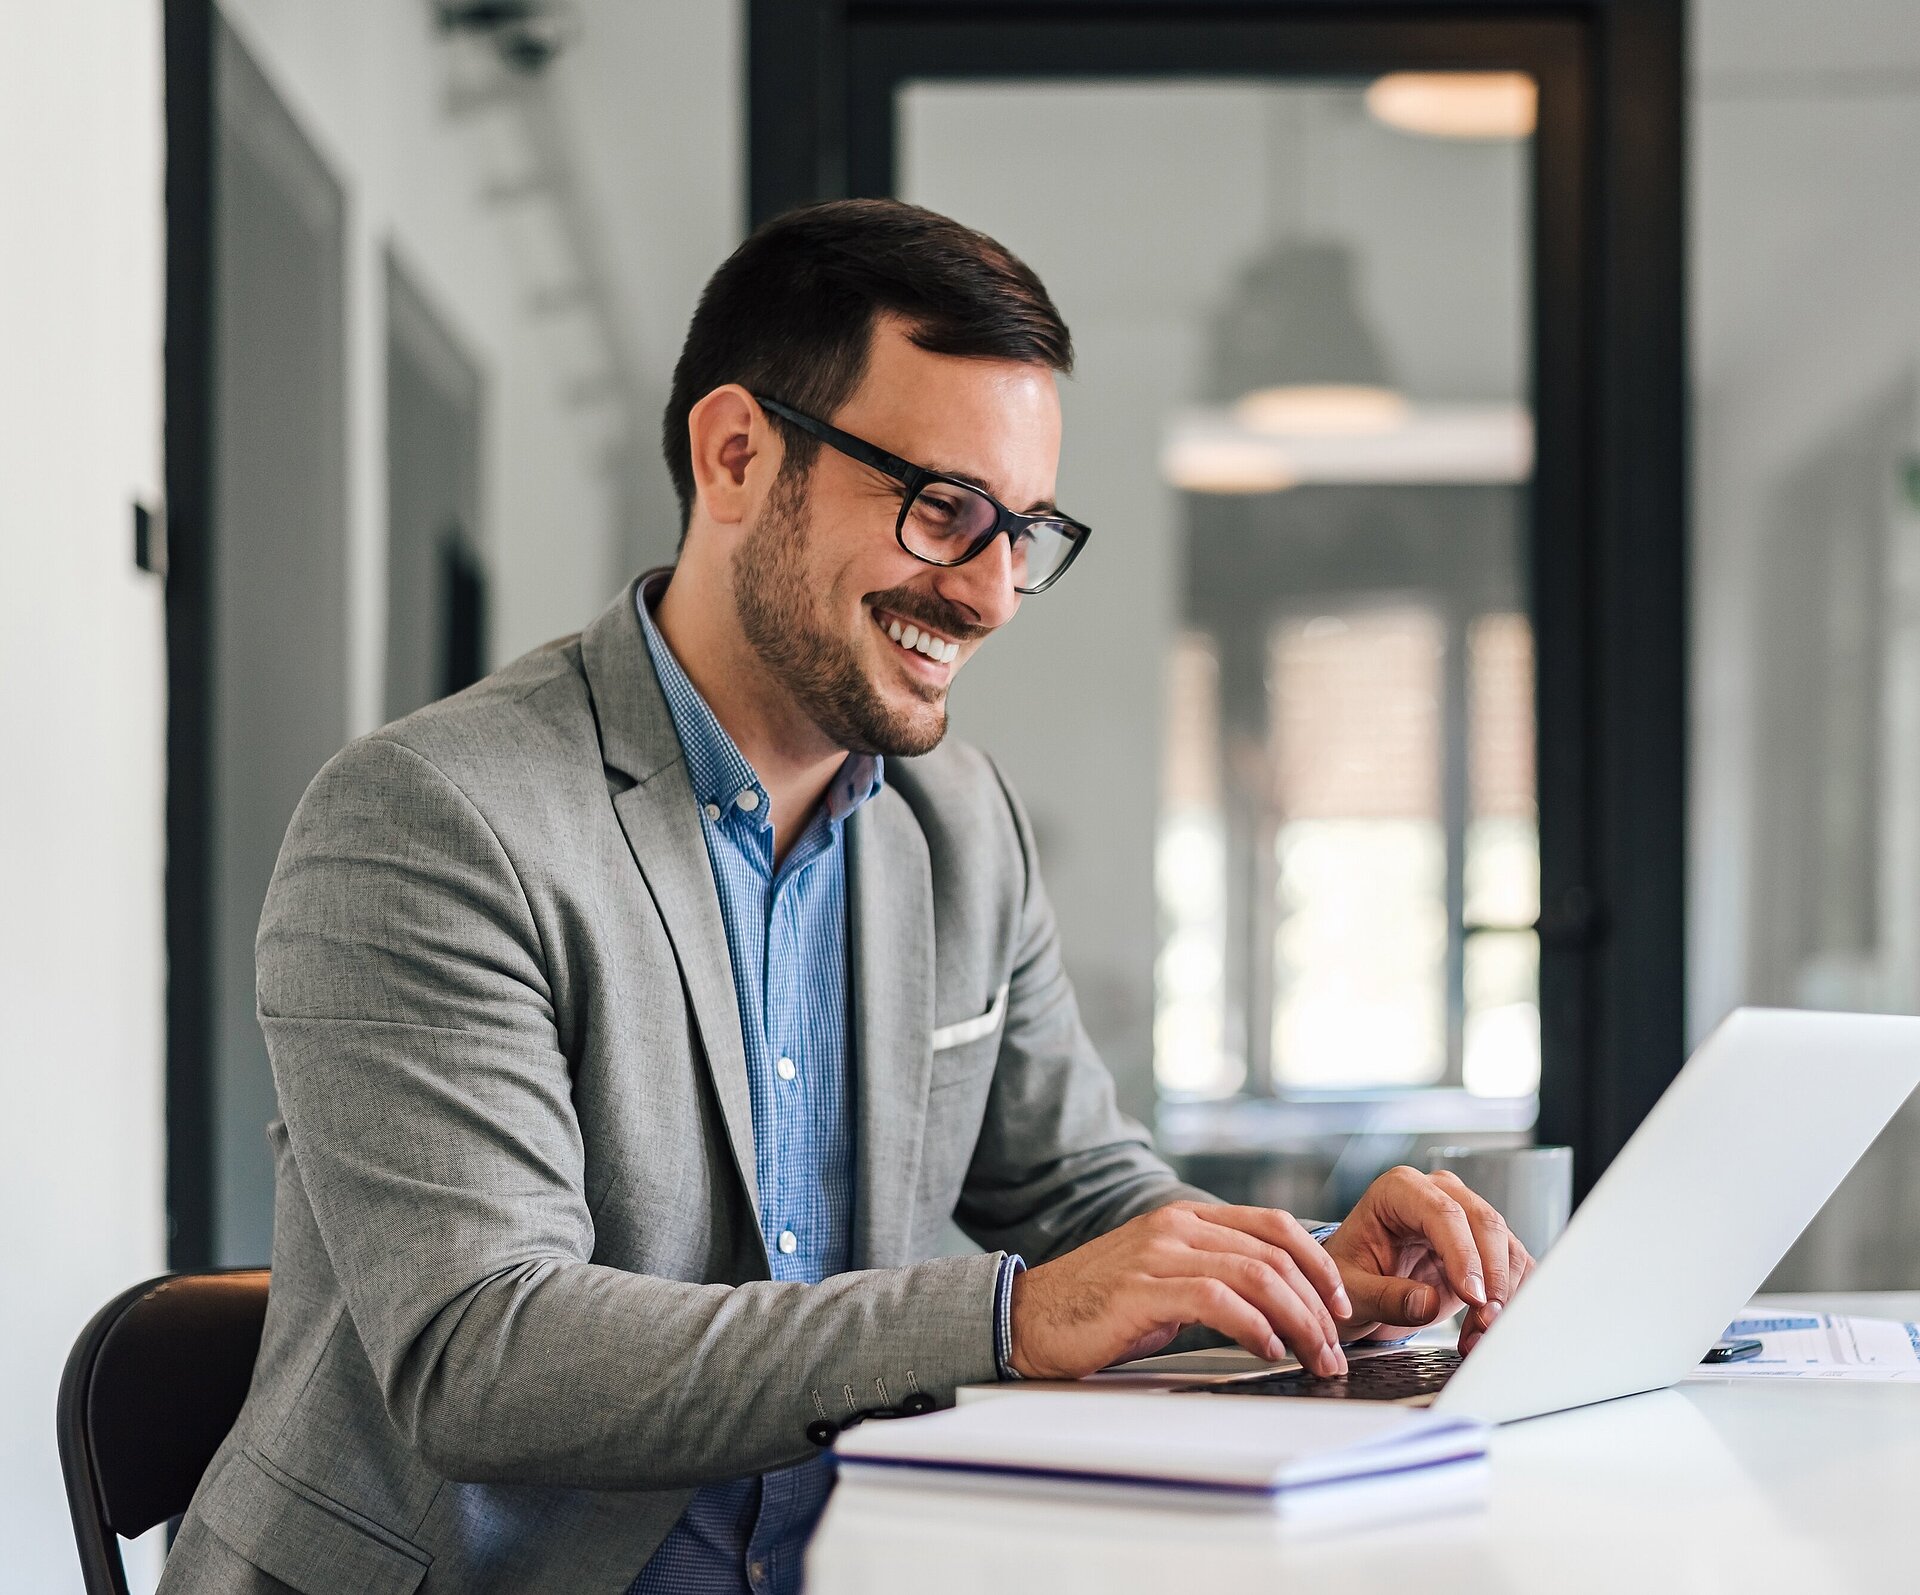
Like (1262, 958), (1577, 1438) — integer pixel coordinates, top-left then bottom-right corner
(753, 395), (1091, 594)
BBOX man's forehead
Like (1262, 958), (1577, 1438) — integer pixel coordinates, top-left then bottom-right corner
(839, 325), (1062, 498)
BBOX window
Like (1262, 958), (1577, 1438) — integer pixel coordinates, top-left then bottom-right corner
(1271, 606), (1449, 1091)
(1157, 597), (1540, 1108)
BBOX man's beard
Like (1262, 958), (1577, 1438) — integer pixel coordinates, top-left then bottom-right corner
(732, 468), (974, 758)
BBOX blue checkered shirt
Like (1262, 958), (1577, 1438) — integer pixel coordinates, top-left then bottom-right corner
(626, 588), (874, 1595)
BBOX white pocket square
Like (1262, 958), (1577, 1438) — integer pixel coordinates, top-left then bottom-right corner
(930, 982), (1009, 1051)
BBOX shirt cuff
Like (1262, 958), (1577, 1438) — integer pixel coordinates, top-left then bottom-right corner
(992, 1253), (1026, 1380)
(1308, 1223), (1339, 1244)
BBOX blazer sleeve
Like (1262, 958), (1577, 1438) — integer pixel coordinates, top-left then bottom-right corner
(256, 734), (1005, 1492)
(951, 762), (1214, 1264)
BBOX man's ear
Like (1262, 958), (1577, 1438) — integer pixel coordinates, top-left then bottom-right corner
(686, 384), (771, 528)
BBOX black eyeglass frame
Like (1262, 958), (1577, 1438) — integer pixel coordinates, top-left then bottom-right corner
(753, 394), (1091, 594)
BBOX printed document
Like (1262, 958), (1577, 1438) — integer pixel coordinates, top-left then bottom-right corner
(1687, 1312), (1920, 1382)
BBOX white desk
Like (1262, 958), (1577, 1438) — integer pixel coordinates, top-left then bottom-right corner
(806, 1293), (1920, 1595)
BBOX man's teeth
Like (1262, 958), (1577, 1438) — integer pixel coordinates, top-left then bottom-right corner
(883, 616), (958, 664)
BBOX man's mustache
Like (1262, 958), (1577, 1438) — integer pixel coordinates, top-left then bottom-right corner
(867, 586), (991, 644)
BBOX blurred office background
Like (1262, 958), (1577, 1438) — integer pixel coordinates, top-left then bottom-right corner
(5, 0), (1920, 1586)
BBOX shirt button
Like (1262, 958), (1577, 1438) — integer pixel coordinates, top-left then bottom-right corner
(748, 1561), (767, 1588)
(778, 1230), (798, 1254)
(736, 789), (760, 812)
(776, 1055), (797, 1081)
(702, 802), (721, 821)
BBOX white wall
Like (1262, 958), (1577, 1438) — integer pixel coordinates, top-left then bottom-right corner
(214, 0), (746, 689)
(0, 6), (169, 1589)
(558, 0), (746, 572)
(1691, 0), (1920, 1286)
(219, 0), (623, 717)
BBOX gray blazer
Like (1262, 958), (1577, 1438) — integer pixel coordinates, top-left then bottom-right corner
(160, 579), (1204, 1595)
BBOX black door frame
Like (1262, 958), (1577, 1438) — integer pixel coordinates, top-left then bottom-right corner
(163, 0), (219, 1268)
(748, 0), (1686, 1195)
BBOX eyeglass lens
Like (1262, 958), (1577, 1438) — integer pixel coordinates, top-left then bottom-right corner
(900, 478), (1077, 591)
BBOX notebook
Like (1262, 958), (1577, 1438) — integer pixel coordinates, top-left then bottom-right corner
(832, 1391), (1488, 1515)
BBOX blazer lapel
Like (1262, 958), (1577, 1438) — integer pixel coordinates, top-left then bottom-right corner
(581, 579), (759, 1227)
(848, 789), (935, 1270)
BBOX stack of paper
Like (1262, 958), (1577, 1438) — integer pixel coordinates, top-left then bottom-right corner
(1688, 1312), (1920, 1382)
(833, 1391), (1488, 1518)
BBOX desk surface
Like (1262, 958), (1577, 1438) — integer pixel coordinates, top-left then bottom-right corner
(806, 1293), (1920, 1595)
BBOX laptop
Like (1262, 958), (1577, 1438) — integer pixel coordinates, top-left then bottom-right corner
(1180, 1007), (1920, 1424)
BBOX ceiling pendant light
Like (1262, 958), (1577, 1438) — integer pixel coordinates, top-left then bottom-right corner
(1364, 72), (1538, 141)
(1235, 384), (1408, 438)
(1207, 239), (1406, 444)
(1160, 432), (1301, 496)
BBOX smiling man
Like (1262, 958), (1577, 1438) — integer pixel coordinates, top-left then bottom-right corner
(160, 201), (1530, 1595)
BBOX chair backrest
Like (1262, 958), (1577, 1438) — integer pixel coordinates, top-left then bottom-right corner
(58, 1269), (270, 1595)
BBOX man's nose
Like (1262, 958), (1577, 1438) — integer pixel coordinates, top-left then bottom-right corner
(931, 532), (1022, 633)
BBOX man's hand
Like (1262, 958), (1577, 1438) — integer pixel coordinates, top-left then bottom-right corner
(1007, 1202), (1354, 1380)
(1322, 1166), (1537, 1354)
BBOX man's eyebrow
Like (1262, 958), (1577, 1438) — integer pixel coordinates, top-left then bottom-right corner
(927, 465), (1058, 516)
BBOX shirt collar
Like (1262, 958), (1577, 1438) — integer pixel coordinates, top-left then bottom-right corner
(635, 575), (883, 828)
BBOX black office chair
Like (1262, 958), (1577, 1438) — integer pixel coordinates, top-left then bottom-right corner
(58, 1269), (270, 1595)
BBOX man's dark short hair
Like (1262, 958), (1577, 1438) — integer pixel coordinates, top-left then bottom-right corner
(663, 199), (1074, 534)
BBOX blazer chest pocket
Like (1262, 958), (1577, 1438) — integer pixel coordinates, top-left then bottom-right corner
(929, 982), (1008, 1087)
(199, 1449), (430, 1595)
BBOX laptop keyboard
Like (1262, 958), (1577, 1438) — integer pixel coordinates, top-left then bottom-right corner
(1180, 1345), (1464, 1401)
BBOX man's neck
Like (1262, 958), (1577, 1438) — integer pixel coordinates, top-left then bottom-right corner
(652, 566), (845, 866)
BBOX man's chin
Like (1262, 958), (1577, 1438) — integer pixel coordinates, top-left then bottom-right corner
(867, 702), (948, 759)
(847, 678), (948, 759)
(892, 713), (948, 759)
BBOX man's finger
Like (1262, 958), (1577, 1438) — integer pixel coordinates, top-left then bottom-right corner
(1429, 1171), (1512, 1305)
(1175, 1220), (1344, 1351)
(1174, 1213), (1345, 1343)
(1184, 1204), (1352, 1319)
(1178, 1249), (1346, 1375)
(1164, 1277), (1313, 1369)
(1345, 1270), (1439, 1328)
(1387, 1172), (1487, 1308)
(1463, 1236), (1538, 1355)
(1508, 1233), (1535, 1293)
